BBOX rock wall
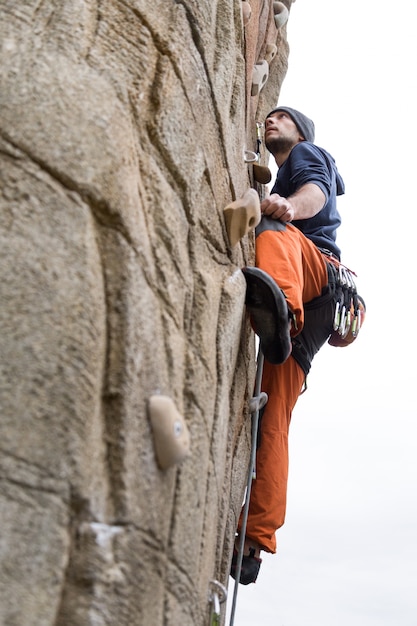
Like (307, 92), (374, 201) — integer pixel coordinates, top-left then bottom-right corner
(0, 1), (292, 624)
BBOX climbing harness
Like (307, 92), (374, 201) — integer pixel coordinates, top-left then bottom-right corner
(209, 579), (227, 626)
(290, 257), (366, 377)
(228, 349), (267, 626)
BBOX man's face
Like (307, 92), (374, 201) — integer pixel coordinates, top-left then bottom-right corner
(264, 111), (303, 154)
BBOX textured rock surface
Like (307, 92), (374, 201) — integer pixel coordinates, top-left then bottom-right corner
(0, 1), (291, 624)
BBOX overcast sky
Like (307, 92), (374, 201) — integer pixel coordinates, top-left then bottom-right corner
(227, 1), (417, 624)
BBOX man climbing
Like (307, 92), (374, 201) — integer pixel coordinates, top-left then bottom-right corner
(231, 106), (365, 584)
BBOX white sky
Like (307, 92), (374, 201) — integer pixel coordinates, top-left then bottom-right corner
(226, 1), (417, 624)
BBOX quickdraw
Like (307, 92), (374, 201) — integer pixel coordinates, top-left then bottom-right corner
(252, 122), (272, 194)
(327, 260), (365, 344)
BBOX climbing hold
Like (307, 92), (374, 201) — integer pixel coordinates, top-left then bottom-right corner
(253, 163), (272, 185)
(241, 1), (252, 26)
(251, 60), (269, 96)
(223, 188), (261, 247)
(265, 43), (278, 64)
(148, 395), (190, 470)
(273, 1), (289, 29)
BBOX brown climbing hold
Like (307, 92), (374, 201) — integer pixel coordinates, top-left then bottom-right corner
(241, 1), (252, 25)
(273, 1), (289, 29)
(253, 163), (272, 185)
(148, 395), (191, 470)
(223, 188), (261, 247)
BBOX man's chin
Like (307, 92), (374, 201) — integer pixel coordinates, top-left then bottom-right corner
(265, 137), (294, 155)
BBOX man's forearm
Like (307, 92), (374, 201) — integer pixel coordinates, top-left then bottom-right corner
(288, 183), (326, 220)
(261, 183), (326, 222)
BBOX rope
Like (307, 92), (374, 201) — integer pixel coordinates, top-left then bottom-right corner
(229, 349), (266, 626)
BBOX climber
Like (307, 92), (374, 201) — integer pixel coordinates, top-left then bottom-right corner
(231, 106), (365, 585)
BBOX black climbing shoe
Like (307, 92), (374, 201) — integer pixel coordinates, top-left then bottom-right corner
(242, 266), (292, 365)
(230, 546), (262, 585)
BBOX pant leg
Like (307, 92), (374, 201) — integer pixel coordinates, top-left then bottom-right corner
(255, 224), (328, 333)
(243, 355), (305, 553)
(240, 223), (330, 553)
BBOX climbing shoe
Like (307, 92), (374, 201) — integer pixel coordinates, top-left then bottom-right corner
(242, 266), (292, 365)
(230, 546), (262, 585)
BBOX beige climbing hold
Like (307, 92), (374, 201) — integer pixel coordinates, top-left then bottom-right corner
(251, 60), (269, 96)
(148, 395), (190, 470)
(265, 43), (278, 64)
(273, 1), (289, 29)
(223, 188), (261, 247)
(253, 163), (272, 185)
(241, 1), (252, 25)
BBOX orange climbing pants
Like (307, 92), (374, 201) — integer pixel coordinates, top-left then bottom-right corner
(241, 223), (330, 553)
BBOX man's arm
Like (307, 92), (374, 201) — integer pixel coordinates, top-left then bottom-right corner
(261, 183), (326, 222)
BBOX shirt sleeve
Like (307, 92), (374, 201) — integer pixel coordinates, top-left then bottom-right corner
(287, 142), (332, 201)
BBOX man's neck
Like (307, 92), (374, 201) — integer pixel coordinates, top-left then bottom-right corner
(273, 140), (303, 167)
(274, 149), (292, 167)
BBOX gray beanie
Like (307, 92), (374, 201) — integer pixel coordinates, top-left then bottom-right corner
(266, 106), (315, 143)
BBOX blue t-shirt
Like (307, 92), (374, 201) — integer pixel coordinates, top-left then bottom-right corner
(271, 142), (345, 259)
